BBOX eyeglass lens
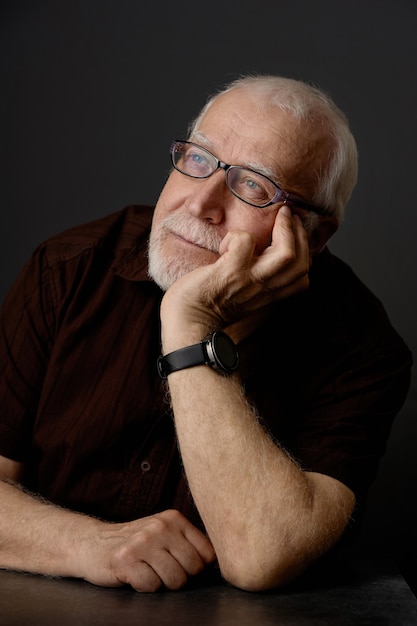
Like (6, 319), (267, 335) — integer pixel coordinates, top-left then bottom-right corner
(171, 141), (282, 208)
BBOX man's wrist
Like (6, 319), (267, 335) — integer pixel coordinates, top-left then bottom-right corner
(157, 331), (239, 379)
(161, 322), (215, 355)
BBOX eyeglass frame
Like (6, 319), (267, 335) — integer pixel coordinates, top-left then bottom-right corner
(169, 140), (327, 216)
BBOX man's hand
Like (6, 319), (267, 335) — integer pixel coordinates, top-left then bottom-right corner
(160, 206), (310, 346)
(0, 472), (215, 593)
(80, 509), (215, 592)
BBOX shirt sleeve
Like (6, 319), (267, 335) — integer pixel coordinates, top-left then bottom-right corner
(291, 343), (412, 500)
(0, 244), (56, 461)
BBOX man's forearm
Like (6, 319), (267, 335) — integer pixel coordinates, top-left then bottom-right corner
(167, 366), (355, 591)
(0, 479), (215, 591)
(0, 479), (100, 578)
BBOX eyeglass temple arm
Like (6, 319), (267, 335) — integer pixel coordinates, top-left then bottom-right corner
(285, 196), (328, 216)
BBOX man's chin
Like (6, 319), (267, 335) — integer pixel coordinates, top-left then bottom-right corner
(148, 230), (220, 291)
(148, 256), (200, 292)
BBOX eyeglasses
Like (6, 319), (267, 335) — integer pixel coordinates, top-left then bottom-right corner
(170, 140), (326, 214)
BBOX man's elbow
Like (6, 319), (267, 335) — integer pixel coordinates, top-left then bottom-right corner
(217, 549), (311, 592)
(216, 525), (349, 591)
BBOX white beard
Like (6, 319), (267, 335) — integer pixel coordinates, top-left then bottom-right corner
(147, 214), (223, 291)
(147, 210), (318, 292)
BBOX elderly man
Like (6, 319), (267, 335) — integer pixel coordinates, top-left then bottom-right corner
(0, 75), (411, 592)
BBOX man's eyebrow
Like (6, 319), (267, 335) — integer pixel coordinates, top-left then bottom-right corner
(191, 131), (283, 184)
(245, 161), (280, 182)
(190, 131), (211, 148)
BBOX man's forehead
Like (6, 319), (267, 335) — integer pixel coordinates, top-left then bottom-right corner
(192, 98), (324, 187)
(196, 90), (315, 154)
(190, 130), (281, 182)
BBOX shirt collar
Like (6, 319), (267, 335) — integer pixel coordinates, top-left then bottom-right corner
(110, 238), (154, 283)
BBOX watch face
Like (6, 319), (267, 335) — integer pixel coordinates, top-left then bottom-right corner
(212, 332), (239, 371)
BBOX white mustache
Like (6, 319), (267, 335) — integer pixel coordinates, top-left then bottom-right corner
(162, 215), (223, 253)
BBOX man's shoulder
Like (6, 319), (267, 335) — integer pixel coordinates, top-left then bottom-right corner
(309, 247), (411, 358)
(35, 205), (154, 268)
(310, 247), (380, 305)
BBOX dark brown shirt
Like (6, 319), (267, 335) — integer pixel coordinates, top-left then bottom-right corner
(0, 205), (412, 529)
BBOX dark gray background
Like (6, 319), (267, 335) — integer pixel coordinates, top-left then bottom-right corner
(1, 0), (416, 588)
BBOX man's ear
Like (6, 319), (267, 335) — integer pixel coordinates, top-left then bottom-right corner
(309, 216), (339, 256)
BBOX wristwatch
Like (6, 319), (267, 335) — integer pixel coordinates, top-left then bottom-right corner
(157, 331), (239, 379)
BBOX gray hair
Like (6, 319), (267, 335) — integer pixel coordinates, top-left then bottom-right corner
(189, 74), (358, 221)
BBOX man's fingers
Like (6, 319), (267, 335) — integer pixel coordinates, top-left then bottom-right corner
(264, 206), (310, 276)
(218, 229), (257, 270)
(123, 560), (164, 593)
(292, 213), (311, 267)
(109, 510), (216, 592)
(182, 517), (216, 566)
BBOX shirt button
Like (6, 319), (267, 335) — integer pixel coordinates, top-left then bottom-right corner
(141, 460), (151, 472)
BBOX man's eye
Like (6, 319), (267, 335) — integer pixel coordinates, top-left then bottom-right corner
(184, 151), (210, 173)
(191, 153), (207, 166)
(240, 176), (270, 202)
(246, 179), (261, 191)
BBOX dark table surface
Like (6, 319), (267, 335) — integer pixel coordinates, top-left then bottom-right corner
(1, 559), (416, 625)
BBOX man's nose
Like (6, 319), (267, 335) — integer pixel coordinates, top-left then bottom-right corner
(184, 170), (229, 222)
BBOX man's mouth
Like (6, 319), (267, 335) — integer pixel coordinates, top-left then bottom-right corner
(171, 232), (213, 251)
(166, 220), (222, 254)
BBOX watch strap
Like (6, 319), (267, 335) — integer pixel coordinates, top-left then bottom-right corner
(157, 342), (207, 379)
